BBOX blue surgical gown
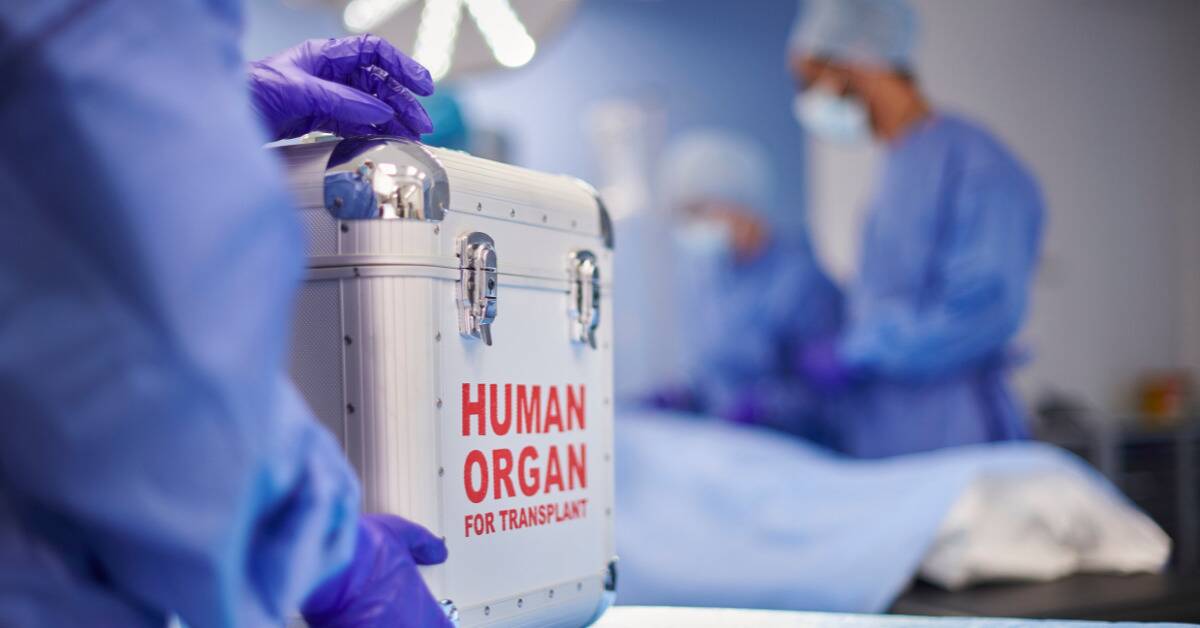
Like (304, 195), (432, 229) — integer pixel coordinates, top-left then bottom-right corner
(688, 235), (843, 437)
(0, 1), (358, 626)
(830, 114), (1044, 458)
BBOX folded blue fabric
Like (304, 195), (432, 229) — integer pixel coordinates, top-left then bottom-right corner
(613, 411), (1125, 613)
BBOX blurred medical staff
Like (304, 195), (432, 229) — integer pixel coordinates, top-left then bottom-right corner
(0, 2), (449, 626)
(789, 0), (1045, 457)
(655, 130), (843, 439)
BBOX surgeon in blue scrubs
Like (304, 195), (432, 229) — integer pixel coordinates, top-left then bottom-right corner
(788, 0), (1045, 457)
(0, 2), (449, 627)
(654, 130), (843, 440)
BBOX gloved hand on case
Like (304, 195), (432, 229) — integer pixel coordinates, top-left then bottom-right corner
(248, 34), (435, 141)
(301, 513), (453, 628)
(796, 337), (856, 393)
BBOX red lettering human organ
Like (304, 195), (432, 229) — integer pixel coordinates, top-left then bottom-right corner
(461, 383), (589, 504)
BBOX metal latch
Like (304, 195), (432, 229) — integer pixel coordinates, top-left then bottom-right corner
(568, 250), (600, 349)
(457, 232), (498, 345)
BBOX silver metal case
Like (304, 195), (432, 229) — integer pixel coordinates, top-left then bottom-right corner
(277, 137), (616, 627)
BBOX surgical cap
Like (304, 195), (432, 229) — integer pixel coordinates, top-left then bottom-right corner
(789, 0), (918, 70)
(659, 129), (773, 215)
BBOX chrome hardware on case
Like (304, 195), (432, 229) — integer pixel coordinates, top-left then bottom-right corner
(297, 136), (448, 221)
(457, 232), (498, 346)
(439, 599), (459, 627)
(343, 159), (435, 220)
(568, 250), (601, 349)
(586, 557), (619, 624)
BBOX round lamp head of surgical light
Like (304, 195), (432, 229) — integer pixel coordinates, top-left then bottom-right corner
(340, 0), (575, 82)
(491, 34), (536, 68)
(343, 0), (418, 32)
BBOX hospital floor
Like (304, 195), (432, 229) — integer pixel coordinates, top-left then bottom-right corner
(890, 573), (1200, 623)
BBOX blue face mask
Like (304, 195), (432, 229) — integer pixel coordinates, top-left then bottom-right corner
(674, 219), (733, 266)
(795, 90), (870, 143)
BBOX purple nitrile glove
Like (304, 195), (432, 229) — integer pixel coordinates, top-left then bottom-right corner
(797, 337), (854, 392)
(722, 392), (765, 426)
(301, 513), (453, 628)
(644, 384), (703, 414)
(248, 34), (435, 142)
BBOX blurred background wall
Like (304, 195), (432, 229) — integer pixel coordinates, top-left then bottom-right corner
(244, 0), (1200, 421)
(451, 0), (808, 226)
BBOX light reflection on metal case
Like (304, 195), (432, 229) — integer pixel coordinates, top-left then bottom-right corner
(325, 137), (450, 221)
(440, 599), (459, 627)
(570, 178), (614, 250)
(568, 249), (601, 349)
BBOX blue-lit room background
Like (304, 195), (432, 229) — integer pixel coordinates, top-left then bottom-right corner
(244, 0), (810, 229)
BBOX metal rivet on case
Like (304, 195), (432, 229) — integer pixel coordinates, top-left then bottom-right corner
(435, 331), (442, 342)
(332, 196), (344, 209)
(476, 202), (483, 212)
(517, 598), (524, 608)
(436, 398), (443, 409)
(541, 214), (548, 223)
(548, 589), (555, 599)
(439, 467), (445, 477)
(484, 606), (491, 616)
(509, 209), (516, 217)
(353, 267), (360, 277)
(346, 403), (355, 414)
(344, 335), (352, 345)
(433, 225), (440, 235)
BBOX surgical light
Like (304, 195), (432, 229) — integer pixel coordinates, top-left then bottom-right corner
(343, 0), (416, 32)
(413, 0), (464, 81)
(342, 0), (543, 81)
(464, 0), (537, 68)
